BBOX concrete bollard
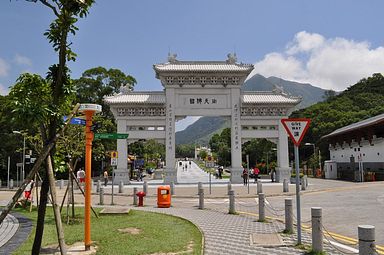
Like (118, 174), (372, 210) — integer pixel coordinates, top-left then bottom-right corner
(227, 183), (232, 195)
(358, 225), (375, 255)
(198, 188), (204, 210)
(283, 179), (289, 192)
(133, 187), (138, 206)
(143, 181), (148, 194)
(0, 179), (2, 188)
(99, 186), (104, 205)
(91, 180), (96, 193)
(257, 181), (263, 194)
(301, 177), (306, 191)
(285, 198), (294, 233)
(258, 193), (265, 222)
(170, 181), (175, 195)
(311, 207), (323, 253)
(96, 180), (101, 193)
(119, 181), (124, 193)
(10, 179), (14, 189)
(228, 190), (235, 214)
(198, 181), (202, 190)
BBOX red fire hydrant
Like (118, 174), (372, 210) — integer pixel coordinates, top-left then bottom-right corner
(136, 191), (146, 207)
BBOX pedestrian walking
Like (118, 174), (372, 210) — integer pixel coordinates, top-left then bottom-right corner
(270, 169), (276, 182)
(103, 168), (108, 186)
(242, 168), (248, 185)
(253, 166), (260, 182)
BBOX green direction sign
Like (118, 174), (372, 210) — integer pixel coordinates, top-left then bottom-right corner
(94, 133), (129, 140)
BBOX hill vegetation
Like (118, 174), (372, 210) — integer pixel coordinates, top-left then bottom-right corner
(292, 73), (384, 150)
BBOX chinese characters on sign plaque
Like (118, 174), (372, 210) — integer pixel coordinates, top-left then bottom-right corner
(167, 104), (173, 151)
(189, 97), (217, 105)
(233, 103), (240, 150)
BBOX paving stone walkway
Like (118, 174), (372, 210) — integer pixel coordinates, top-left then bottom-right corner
(133, 205), (344, 255)
(0, 212), (32, 255)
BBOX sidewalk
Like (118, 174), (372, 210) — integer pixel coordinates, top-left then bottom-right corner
(0, 178), (361, 254)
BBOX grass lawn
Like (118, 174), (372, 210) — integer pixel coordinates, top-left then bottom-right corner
(12, 207), (202, 255)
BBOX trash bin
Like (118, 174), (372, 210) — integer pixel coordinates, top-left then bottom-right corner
(157, 185), (171, 208)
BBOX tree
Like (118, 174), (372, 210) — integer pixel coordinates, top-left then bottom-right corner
(12, 1), (95, 253)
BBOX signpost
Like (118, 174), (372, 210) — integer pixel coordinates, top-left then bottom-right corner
(94, 133), (128, 140)
(63, 116), (86, 126)
(281, 118), (311, 245)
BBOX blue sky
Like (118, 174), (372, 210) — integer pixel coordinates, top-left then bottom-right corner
(1, 1), (384, 129)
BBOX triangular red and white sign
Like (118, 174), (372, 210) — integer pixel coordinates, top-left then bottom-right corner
(281, 118), (311, 146)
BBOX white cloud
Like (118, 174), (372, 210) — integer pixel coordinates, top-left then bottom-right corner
(14, 54), (32, 66)
(0, 83), (9, 95)
(0, 58), (9, 77)
(251, 31), (384, 91)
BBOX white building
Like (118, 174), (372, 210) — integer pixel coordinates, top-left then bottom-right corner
(323, 113), (384, 181)
(104, 54), (301, 184)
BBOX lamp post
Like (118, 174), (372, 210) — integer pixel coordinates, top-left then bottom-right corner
(266, 148), (277, 173)
(13, 131), (26, 183)
(304, 143), (316, 175)
(79, 103), (102, 251)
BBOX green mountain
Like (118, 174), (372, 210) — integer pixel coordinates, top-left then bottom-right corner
(176, 74), (327, 145)
(292, 73), (384, 146)
(243, 74), (328, 108)
(176, 116), (230, 145)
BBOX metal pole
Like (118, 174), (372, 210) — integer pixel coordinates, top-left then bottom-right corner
(84, 110), (94, 251)
(246, 154), (249, 194)
(7, 156), (10, 189)
(209, 171), (211, 195)
(111, 167), (115, 205)
(294, 145), (302, 244)
(22, 135), (25, 181)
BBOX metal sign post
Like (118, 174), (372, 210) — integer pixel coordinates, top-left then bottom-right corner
(281, 118), (311, 245)
(246, 154), (250, 194)
(111, 167), (115, 205)
(294, 144), (301, 244)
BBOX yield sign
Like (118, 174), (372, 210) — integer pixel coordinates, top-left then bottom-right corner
(281, 118), (311, 146)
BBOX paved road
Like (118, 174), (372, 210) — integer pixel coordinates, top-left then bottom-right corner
(176, 160), (228, 184)
(266, 180), (384, 246)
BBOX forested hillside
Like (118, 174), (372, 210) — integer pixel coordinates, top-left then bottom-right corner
(292, 73), (384, 146)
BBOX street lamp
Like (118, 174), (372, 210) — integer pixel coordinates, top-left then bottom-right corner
(304, 143), (316, 175)
(266, 148), (277, 173)
(13, 130), (26, 183)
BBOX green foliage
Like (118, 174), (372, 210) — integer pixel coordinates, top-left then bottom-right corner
(291, 73), (384, 162)
(209, 128), (231, 166)
(175, 144), (195, 158)
(198, 150), (208, 160)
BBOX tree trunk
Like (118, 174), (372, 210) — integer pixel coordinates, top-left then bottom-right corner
(32, 174), (49, 255)
(46, 154), (67, 254)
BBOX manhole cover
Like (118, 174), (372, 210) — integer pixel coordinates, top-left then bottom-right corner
(250, 233), (284, 247)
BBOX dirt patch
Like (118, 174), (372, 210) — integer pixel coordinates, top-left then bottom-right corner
(147, 241), (194, 255)
(41, 242), (97, 254)
(118, 227), (142, 235)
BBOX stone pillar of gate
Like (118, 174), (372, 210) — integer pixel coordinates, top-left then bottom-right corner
(276, 120), (290, 183)
(164, 88), (177, 184)
(115, 119), (130, 184)
(230, 88), (242, 183)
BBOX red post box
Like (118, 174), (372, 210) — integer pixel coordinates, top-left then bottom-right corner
(136, 191), (146, 207)
(157, 186), (171, 208)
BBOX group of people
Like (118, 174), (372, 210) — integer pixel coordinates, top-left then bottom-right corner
(215, 166), (224, 179)
(242, 166), (276, 185)
(179, 161), (191, 171)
